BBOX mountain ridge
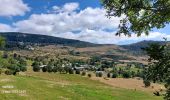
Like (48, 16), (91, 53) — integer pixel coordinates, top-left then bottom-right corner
(0, 32), (166, 50)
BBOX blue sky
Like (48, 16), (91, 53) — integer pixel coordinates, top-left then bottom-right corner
(0, 0), (169, 44)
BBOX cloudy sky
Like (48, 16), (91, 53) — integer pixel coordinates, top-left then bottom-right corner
(0, 0), (170, 45)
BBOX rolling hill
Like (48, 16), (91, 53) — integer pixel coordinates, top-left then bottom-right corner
(0, 32), (100, 48)
(0, 32), (166, 63)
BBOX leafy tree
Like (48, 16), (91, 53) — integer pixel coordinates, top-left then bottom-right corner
(68, 68), (74, 74)
(143, 79), (151, 87)
(131, 71), (136, 78)
(42, 66), (47, 72)
(112, 73), (118, 78)
(81, 71), (86, 76)
(101, 0), (170, 36)
(75, 69), (80, 74)
(13, 53), (17, 58)
(96, 72), (103, 77)
(32, 61), (40, 72)
(18, 64), (27, 72)
(64, 66), (70, 73)
(0, 36), (5, 48)
(107, 73), (111, 78)
(52, 66), (58, 73)
(143, 42), (170, 99)
(5, 69), (13, 75)
(3, 52), (8, 59)
(122, 71), (131, 78)
(47, 63), (53, 73)
(88, 73), (92, 78)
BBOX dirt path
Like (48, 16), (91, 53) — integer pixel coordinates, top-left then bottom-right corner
(91, 77), (165, 92)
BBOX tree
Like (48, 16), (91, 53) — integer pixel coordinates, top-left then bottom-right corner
(122, 71), (131, 78)
(107, 73), (111, 78)
(47, 63), (53, 73)
(0, 36), (5, 48)
(143, 42), (170, 99)
(81, 71), (86, 76)
(88, 73), (92, 78)
(42, 66), (47, 72)
(52, 66), (58, 73)
(32, 61), (40, 72)
(75, 69), (80, 74)
(143, 79), (151, 87)
(68, 68), (74, 74)
(112, 73), (118, 78)
(101, 0), (170, 36)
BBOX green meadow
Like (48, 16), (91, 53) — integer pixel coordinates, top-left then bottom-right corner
(0, 72), (163, 100)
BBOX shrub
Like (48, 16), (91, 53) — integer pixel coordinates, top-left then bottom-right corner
(98, 72), (103, 77)
(153, 91), (160, 96)
(81, 71), (86, 76)
(52, 66), (58, 73)
(20, 65), (27, 72)
(112, 73), (118, 78)
(88, 73), (92, 78)
(68, 68), (74, 74)
(75, 69), (80, 74)
(32, 62), (40, 72)
(42, 66), (47, 72)
(5, 70), (13, 75)
(64, 67), (70, 73)
(122, 71), (131, 78)
(143, 80), (151, 87)
(47, 65), (53, 73)
(33, 65), (40, 72)
(131, 71), (136, 78)
(107, 73), (111, 78)
(0, 69), (2, 75)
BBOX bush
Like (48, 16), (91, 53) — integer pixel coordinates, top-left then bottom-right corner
(52, 66), (58, 73)
(98, 72), (103, 77)
(64, 67), (70, 73)
(88, 73), (92, 78)
(107, 73), (111, 78)
(33, 65), (40, 72)
(32, 62), (40, 72)
(42, 66), (47, 72)
(153, 91), (160, 96)
(0, 69), (2, 75)
(5, 70), (13, 75)
(75, 69), (80, 74)
(112, 73), (118, 78)
(47, 65), (53, 73)
(96, 72), (103, 77)
(68, 68), (74, 74)
(143, 80), (151, 87)
(122, 72), (131, 78)
(81, 71), (86, 76)
(20, 66), (27, 72)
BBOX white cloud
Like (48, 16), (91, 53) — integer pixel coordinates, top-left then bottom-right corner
(14, 4), (121, 35)
(52, 2), (79, 13)
(0, 0), (30, 17)
(55, 30), (170, 44)
(0, 23), (14, 32)
(0, 2), (169, 44)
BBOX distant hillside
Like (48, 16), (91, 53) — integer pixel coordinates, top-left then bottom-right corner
(0, 32), (99, 48)
(120, 40), (167, 55)
(0, 32), (168, 58)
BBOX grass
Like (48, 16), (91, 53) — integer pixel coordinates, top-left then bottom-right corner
(0, 71), (163, 100)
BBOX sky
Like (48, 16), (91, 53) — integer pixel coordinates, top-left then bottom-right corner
(0, 0), (170, 45)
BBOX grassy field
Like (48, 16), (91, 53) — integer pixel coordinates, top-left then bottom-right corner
(0, 71), (163, 100)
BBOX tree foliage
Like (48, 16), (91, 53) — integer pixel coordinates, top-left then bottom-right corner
(101, 0), (170, 36)
(143, 42), (170, 99)
(0, 36), (5, 48)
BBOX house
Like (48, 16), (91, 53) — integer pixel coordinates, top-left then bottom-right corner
(40, 65), (47, 68)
